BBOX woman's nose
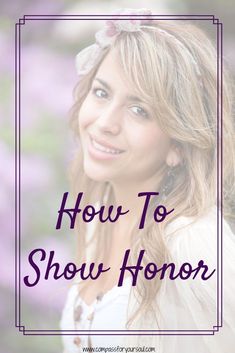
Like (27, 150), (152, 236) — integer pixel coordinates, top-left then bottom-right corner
(96, 103), (122, 135)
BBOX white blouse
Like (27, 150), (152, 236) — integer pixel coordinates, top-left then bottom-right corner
(60, 208), (235, 353)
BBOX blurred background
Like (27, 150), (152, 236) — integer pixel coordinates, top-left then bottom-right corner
(1, 0), (234, 352)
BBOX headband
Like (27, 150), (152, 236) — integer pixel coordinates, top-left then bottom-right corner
(75, 8), (202, 82)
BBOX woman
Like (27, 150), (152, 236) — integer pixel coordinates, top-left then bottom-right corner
(61, 9), (235, 353)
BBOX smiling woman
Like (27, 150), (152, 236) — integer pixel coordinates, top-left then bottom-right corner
(60, 8), (235, 353)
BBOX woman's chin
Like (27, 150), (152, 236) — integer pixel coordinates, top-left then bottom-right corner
(83, 163), (111, 182)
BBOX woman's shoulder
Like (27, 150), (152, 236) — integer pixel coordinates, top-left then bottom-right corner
(165, 207), (216, 236)
(165, 206), (234, 240)
(165, 206), (234, 262)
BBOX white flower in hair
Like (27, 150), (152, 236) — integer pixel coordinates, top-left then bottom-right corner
(115, 19), (142, 32)
(75, 44), (102, 77)
(96, 8), (152, 47)
(76, 8), (153, 78)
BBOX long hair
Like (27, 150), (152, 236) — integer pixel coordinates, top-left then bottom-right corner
(69, 21), (235, 327)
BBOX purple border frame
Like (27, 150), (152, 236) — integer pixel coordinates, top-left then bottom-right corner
(15, 14), (223, 336)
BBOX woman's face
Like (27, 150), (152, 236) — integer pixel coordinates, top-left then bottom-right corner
(78, 49), (171, 185)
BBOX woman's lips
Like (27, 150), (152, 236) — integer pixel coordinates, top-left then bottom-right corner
(88, 134), (125, 160)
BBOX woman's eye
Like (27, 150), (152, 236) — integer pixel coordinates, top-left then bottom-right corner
(92, 88), (108, 99)
(131, 106), (149, 118)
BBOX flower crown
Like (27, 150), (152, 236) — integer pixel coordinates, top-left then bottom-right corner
(75, 8), (202, 82)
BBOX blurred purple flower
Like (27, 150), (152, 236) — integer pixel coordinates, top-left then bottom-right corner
(0, 142), (15, 244)
(21, 44), (76, 129)
(21, 236), (73, 313)
(0, 32), (12, 73)
(2, 0), (65, 19)
(21, 154), (54, 192)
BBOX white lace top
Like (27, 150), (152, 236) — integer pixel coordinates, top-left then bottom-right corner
(60, 208), (235, 353)
(60, 277), (132, 352)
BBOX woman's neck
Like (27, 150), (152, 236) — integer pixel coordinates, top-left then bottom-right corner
(109, 165), (166, 236)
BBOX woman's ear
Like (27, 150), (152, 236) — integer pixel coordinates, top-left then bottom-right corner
(166, 146), (182, 167)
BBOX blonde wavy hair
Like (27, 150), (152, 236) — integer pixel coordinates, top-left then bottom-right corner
(69, 21), (235, 327)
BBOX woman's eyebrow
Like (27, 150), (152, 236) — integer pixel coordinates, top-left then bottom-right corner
(94, 77), (144, 103)
(94, 78), (111, 90)
(127, 95), (143, 103)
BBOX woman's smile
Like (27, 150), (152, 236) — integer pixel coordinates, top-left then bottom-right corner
(88, 133), (125, 160)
